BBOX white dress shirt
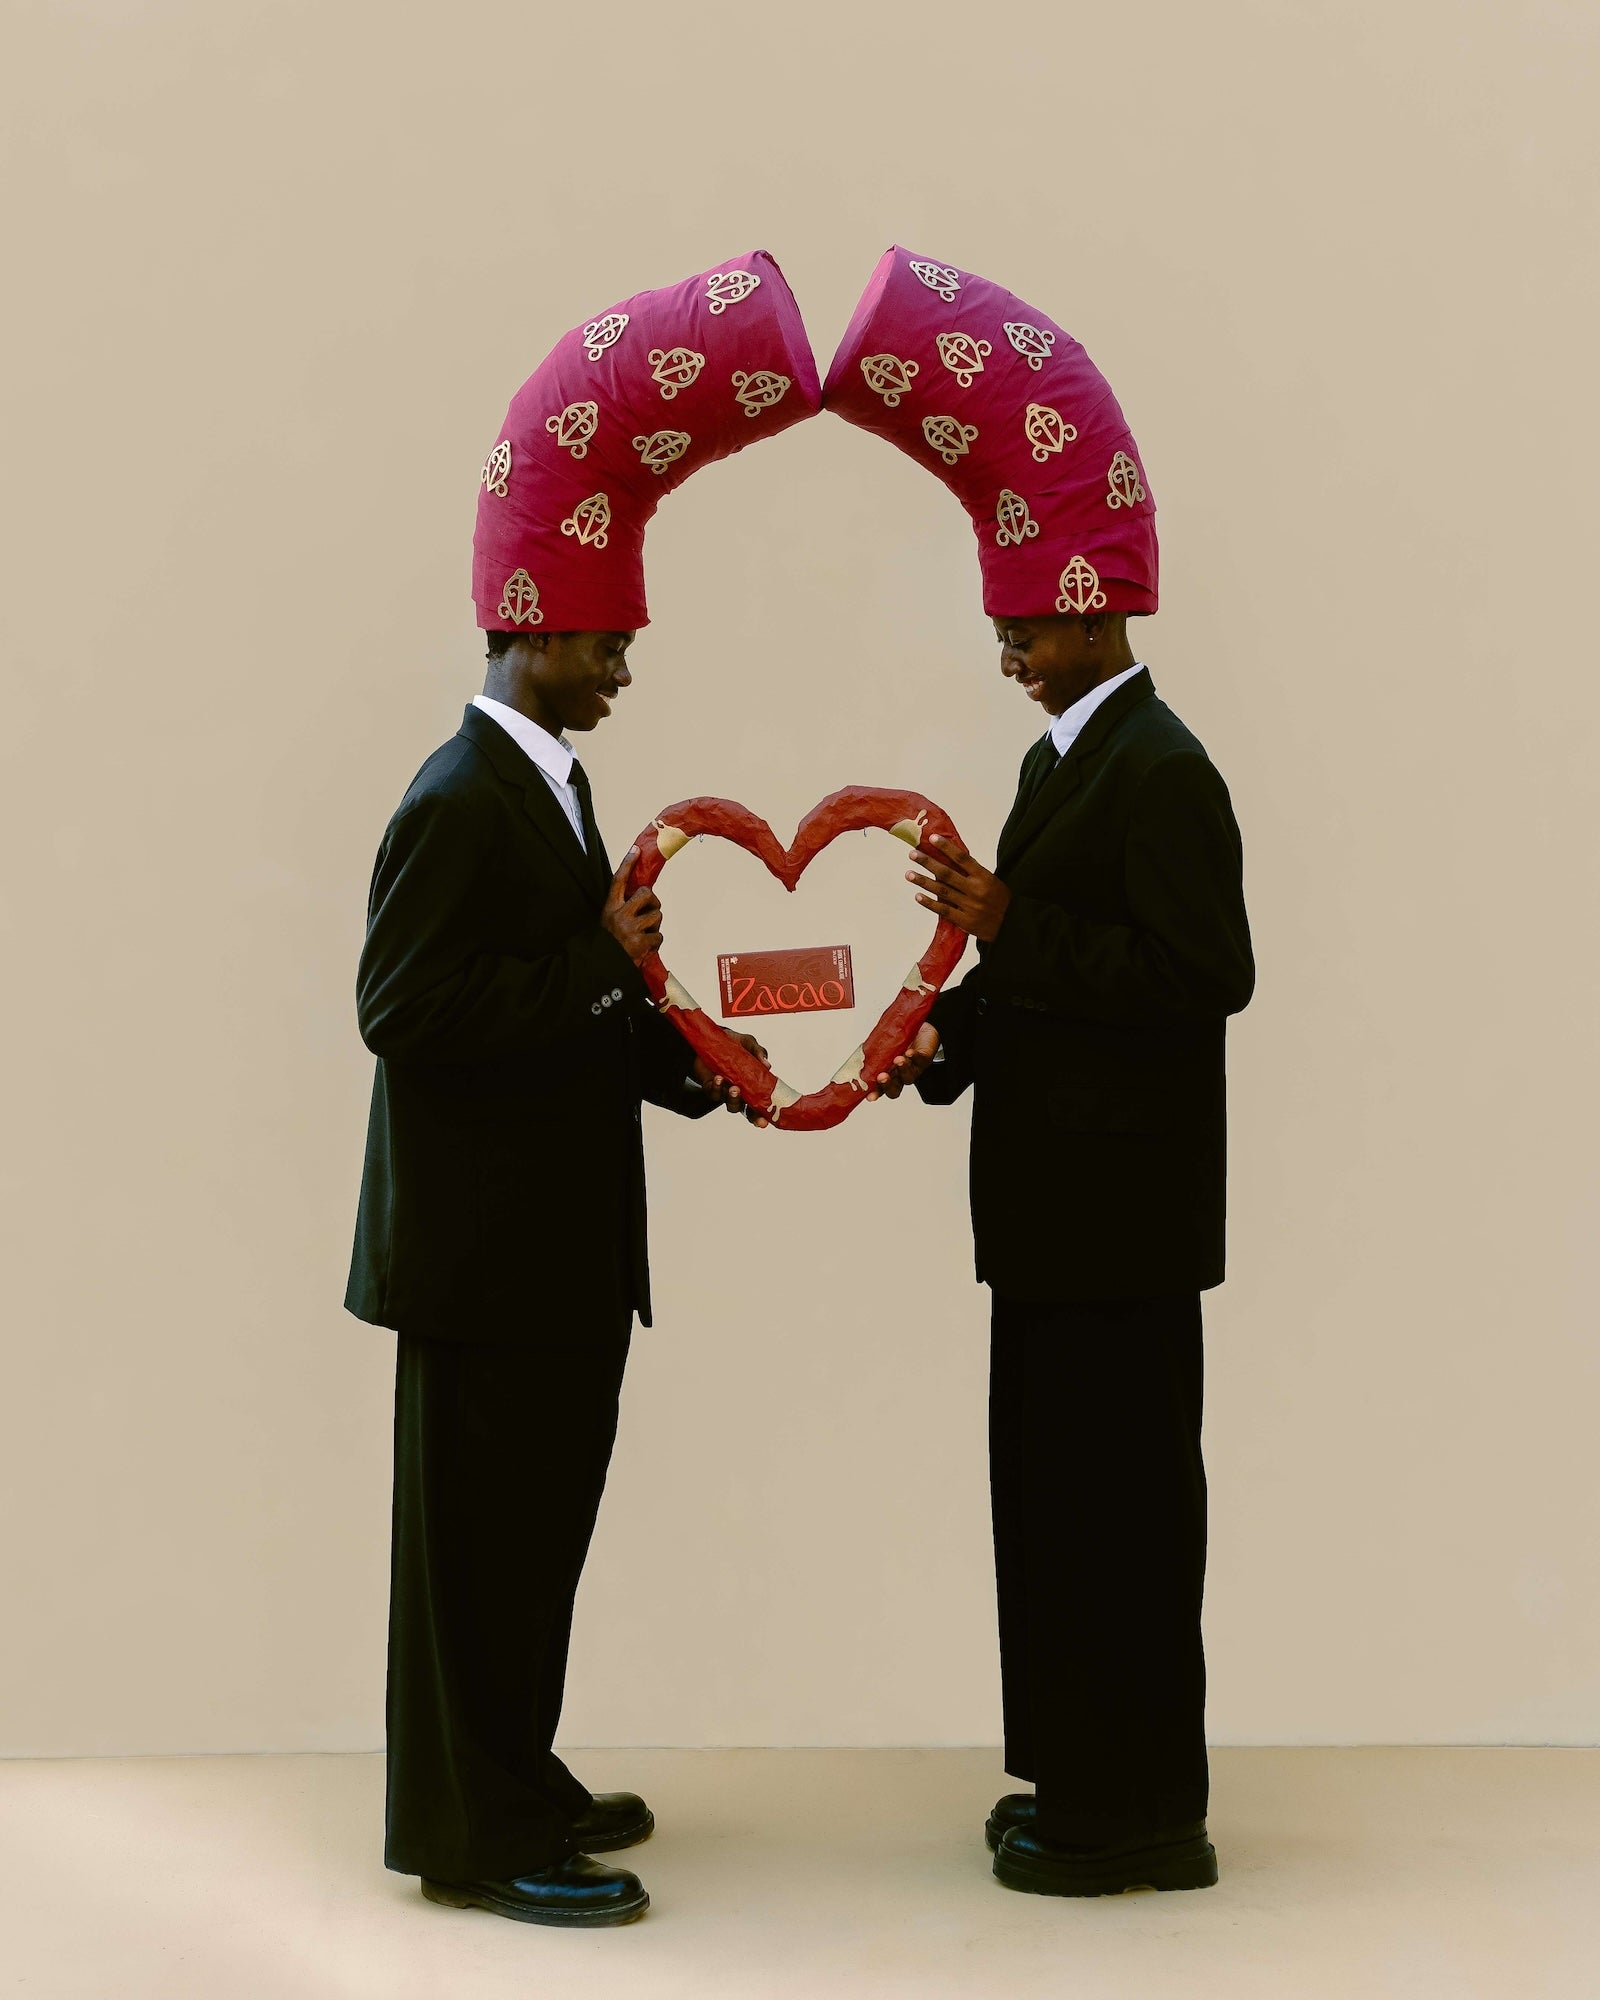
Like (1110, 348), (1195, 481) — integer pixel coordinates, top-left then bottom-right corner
(1046, 661), (1146, 759)
(471, 695), (587, 851)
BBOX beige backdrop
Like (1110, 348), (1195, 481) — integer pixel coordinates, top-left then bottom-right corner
(3, 0), (1596, 1756)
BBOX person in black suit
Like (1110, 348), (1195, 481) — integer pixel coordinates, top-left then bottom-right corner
(347, 625), (762, 1928)
(357, 244), (819, 1928)
(876, 609), (1254, 1897)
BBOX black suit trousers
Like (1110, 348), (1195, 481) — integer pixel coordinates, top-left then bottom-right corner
(990, 1292), (1209, 1844)
(384, 1318), (632, 1880)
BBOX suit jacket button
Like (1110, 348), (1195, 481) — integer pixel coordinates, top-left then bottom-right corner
(976, 997), (988, 1015)
(612, 987), (624, 1001)
(591, 1002), (603, 1015)
(601, 994), (612, 1007)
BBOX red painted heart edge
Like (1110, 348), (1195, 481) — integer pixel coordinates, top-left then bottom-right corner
(626, 786), (969, 1131)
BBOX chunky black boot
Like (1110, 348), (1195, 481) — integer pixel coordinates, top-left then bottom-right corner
(421, 1855), (649, 1927)
(994, 1821), (1217, 1897)
(571, 1791), (655, 1852)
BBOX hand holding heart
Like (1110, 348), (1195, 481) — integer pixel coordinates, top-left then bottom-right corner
(866, 1021), (942, 1102)
(601, 851), (664, 962)
(693, 1035), (772, 1125)
(870, 840), (1008, 1099)
(600, 850), (771, 1120)
(906, 837), (1012, 943)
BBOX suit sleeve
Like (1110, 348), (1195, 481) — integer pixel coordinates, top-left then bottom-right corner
(356, 795), (644, 1063)
(637, 1005), (716, 1119)
(978, 752), (1255, 1027)
(915, 978), (979, 1105)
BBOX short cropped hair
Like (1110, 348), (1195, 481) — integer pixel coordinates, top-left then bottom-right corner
(484, 629), (519, 660)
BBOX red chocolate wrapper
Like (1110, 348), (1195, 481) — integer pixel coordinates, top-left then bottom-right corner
(717, 946), (855, 1019)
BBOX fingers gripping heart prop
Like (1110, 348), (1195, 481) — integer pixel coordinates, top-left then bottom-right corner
(627, 789), (969, 1131)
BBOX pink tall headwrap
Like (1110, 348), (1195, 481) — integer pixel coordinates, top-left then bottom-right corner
(823, 247), (1157, 618)
(473, 251), (821, 631)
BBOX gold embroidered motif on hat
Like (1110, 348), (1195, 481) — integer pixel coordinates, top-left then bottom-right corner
(498, 568), (545, 625)
(632, 429), (691, 475)
(936, 332), (991, 387)
(860, 353), (919, 407)
(705, 270), (762, 314)
(995, 489), (1039, 549)
(1004, 321), (1056, 371)
(732, 369), (792, 417)
(582, 313), (629, 363)
(648, 347), (706, 399)
(909, 260), (962, 302)
(481, 440), (512, 497)
(546, 402), (599, 459)
(1105, 450), (1147, 510)
(1055, 556), (1107, 615)
(560, 493), (611, 549)
(922, 414), (978, 466)
(1025, 402), (1077, 463)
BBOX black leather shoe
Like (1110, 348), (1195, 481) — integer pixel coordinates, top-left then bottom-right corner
(994, 1821), (1217, 1897)
(985, 1792), (1037, 1851)
(421, 1855), (649, 1927)
(571, 1791), (655, 1852)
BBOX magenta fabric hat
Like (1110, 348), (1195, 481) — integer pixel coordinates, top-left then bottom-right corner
(473, 251), (821, 631)
(823, 247), (1157, 618)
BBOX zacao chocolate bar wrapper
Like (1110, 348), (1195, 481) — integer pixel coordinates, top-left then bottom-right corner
(717, 946), (855, 1019)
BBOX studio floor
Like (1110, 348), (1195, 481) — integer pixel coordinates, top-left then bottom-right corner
(1, 1746), (1594, 1999)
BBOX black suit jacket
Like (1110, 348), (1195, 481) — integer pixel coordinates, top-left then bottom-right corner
(920, 669), (1254, 1302)
(345, 705), (711, 1341)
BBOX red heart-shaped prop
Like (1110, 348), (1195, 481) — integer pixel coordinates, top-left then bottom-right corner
(627, 787), (969, 1131)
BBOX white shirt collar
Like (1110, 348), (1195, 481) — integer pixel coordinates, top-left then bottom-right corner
(1047, 662), (1145, 758)
(472, 695), (576, 786)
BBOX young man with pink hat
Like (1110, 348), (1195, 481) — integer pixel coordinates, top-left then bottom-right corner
(346, 252), (818, 1927)
(830, 248), (1255, 1897)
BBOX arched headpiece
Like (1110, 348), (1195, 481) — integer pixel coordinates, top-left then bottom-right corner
(474, 251), (821, 631)
(823, 246), (1157, 618)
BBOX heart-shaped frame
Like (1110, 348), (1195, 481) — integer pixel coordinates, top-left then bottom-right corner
(627, 787), (968, 1131)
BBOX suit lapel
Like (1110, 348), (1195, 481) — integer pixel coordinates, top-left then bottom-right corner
(457, 706), (595, 900)
(997, 668), (1156, 873)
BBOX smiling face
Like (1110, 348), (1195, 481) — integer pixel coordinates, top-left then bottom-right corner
(993, 612), (1131, 717)
(485, 629), (635, 736)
